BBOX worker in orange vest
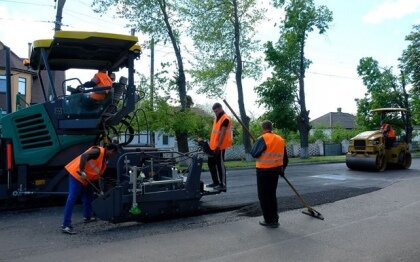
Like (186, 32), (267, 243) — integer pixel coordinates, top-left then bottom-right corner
(207, 102), (232, 191)
(61, 143), (119, 234)
(380, 122), (396, 148)
(251, 120), (288, 228)
(81, 68), (113, 101)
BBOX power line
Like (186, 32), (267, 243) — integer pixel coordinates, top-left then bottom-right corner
(307, 71), (360, 80)
(0, 17), (56, 24)
(64, 8), (128, 28)
(0, 0), (54, 7)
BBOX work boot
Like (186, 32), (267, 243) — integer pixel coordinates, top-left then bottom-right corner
(214, 184), (226, 192)
(61, 225), (76, 234)
(259, 220), (279, 228)
(83, 217), (97, 223)
(207, 183), (219, 188)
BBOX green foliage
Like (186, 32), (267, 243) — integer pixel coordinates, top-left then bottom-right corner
(184, 0), (265, 97)
(399, 24), (420, 124)
(255, 73), (298, 131)
(256, 0), (332, 157)
(281, 130), (300, 142)
(92, 0), (183, 43)
(356, 56), (414, 133)
(309, 128), (327, 143)
(92, 0), (192, 151)
(134, 98), (213, 140)
(330, 127), (360, 143)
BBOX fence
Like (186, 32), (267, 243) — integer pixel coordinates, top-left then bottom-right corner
(185, 139), (419, 161)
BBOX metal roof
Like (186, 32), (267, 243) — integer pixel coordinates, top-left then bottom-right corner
(29, 31), (141, 71)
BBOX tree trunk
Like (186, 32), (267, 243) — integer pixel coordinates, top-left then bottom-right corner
(160, 0), (189, 152)
(298, 38), (310, 158)
(400, 72), (413, 143)
(175, 131), (189, 153)
(233, 0), (251, 153)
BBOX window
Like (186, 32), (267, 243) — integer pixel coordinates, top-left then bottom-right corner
(0, 75), (5, 93)
(18, 77), (26, 95)
(162, 135), (169, 145)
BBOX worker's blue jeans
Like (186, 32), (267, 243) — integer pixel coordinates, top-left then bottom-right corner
(62, 174), (94, 227)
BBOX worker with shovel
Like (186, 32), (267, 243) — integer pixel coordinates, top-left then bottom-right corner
(251, 120), (288, 228)
(61, 143), (119, 234)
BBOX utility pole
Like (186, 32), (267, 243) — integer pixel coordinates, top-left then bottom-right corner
(54, 0), (66, 31)
(47, 0), (66, 101)
(150, 38), (155, 110)
(149, 38), (155, 146)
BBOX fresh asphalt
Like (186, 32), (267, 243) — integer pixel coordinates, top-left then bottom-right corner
(0, 158), (419, 261)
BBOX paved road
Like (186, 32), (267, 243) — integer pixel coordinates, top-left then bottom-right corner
(0, 159), (418, 261)
(201, 159), (419, 213)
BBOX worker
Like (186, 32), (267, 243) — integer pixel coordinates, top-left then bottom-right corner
(207, 102), (232, 191)
(380, 122), (396, 148)
(81, 68), (113, 101)
(61, 143), (119, 234)
(251, 120), (288, 228)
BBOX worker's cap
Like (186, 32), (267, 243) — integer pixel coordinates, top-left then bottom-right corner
(212, 102), (222, 110)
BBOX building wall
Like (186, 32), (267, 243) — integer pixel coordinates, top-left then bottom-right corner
(0, 69), (32, 113)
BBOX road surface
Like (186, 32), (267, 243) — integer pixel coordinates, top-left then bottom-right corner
(0, 159), (418, 261)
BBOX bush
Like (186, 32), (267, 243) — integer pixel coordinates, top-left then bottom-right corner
(330, 127), (362, 142)
(309, 129), (327, 143)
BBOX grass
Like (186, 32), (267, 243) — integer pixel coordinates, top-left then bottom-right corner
(200, 155), (346, 170)
(195, 151), (419, 170)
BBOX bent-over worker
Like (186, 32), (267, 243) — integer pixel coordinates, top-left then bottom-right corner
(61, 143), (118, 234)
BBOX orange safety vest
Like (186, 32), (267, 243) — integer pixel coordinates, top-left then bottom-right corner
(256, 133), (285, 169)
(90, 72), (113, 101)
(65, 147), (107, 186)
(381, 123), (396, 139)
(209, 113), (232, 150)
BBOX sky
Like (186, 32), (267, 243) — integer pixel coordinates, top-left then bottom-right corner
(0, 0), (419, 120)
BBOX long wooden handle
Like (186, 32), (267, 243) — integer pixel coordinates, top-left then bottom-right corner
(222, 99), (256, 142)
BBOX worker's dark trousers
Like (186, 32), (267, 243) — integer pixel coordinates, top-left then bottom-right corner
(208, 150), (226, 186)
(62, 174), (94, 227)
(256, 168), (281, 223)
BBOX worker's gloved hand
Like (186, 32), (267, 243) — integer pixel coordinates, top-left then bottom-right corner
(279, 169), (285, 178)
(76, 85), (85, 93)
(79, 171), (87, 179)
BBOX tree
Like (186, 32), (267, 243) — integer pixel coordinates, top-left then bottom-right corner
(255, 71), (298, 131)
(356, 57), (413, 142)
(400, 24), (420, 125)
(184, 0), (265, 153)
(135, 98), (213, 142)
(92, 0), (191, 152)
(256, 0), (332, 158)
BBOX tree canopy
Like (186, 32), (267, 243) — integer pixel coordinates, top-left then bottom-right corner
(184, 0), (265, 153)
(399, 24), (420, 125)
(92, 0), (191, 152)
(256, 0), (332, 158)
(356, 57), (413, 141)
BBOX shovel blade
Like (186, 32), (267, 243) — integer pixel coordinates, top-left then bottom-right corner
(302, 209), (325, 220)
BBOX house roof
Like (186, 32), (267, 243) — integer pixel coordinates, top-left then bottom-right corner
(310, 110), (355, 129)
(0, 42), (29, 72)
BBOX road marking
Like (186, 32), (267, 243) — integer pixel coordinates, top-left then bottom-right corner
(310, 174), (350, 181)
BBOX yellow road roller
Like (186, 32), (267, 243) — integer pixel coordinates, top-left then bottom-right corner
(346, 108), (412, 171)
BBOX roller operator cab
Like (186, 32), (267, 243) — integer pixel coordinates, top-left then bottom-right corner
(346, 108), (412, 171)
(0, 31), (141, 200)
